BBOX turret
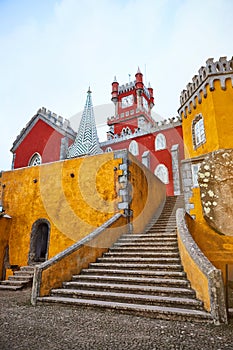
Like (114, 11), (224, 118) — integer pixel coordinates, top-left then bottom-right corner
(148, 82), (154, 109)
(111, 76), (119, 117)
(135, 67), (143, 93)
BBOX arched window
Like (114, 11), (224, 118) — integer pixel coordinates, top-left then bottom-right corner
(128, 140), (139, 156)
(155, 133), (166, 150)
(192, 114), (206, 149)
(154, 164), (169, 184)
(28, 153), (42, 166)
(105, 147), (113, 153)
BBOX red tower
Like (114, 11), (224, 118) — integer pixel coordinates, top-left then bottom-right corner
(108, 68), (156, 138)
(102, 68), (184, 196)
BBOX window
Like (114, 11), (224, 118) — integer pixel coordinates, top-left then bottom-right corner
(28, 153), (42, 166)
(192, 114), (206, 149)
(191, 163), (201, 187)
(154, 164), (169, 184)
(155, 133), (166, 150)
(105, 147), (113, 153)
(129, 140), (139, 156)
(142, 151), (150, 168)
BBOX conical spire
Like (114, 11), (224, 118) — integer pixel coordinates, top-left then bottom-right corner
(67, 88), (103, 158)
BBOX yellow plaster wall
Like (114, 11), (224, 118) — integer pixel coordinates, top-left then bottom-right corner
(1, 153), (122, 269)
(177, 233), (210, 311)
(128, 154), (166, 233)
(0, 217), (12, 279)
(187, 198), (233, 283)
(212, 79), (233, 149)
(181, 79), (233, 160)
(181, 86), (219, 160)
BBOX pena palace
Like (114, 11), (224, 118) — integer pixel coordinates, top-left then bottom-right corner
(0, 57), (232, 324)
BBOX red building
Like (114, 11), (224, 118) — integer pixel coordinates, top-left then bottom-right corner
(11, 107), (76, 169)
(100, 68), (184, 196)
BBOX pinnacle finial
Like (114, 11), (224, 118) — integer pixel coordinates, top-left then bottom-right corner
(113, 76), (118, 82)
(148, 82), (151, 88)
(87, 86), (92, 94)
(137, 66), (141, 74)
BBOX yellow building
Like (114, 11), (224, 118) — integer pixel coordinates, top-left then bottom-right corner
(178, 56), (233, 283)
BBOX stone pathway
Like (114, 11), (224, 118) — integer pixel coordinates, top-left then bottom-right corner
(0, 289), (233, 350)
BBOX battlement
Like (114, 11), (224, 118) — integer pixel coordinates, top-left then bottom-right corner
(179, 56), (233, 118)
(37, 107), (75, 133)
(101, 116), (181, 147)
(11, 107), (76, 152)
(118, 80), (135, 94)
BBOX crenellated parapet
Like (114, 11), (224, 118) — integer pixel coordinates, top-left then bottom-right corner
(11, 107), (76, 152)
(37, 107), (76, 135)
(179, 56), (233, 118)
(118, 81), (135, 94)
(101, 116), (181, 147)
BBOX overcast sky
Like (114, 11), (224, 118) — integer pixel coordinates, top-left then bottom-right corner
(0, 0), (232, 170)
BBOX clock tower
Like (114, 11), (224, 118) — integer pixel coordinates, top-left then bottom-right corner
(108, 67), (155, 138)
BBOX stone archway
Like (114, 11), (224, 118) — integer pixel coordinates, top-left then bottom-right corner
(28, 219), (50, 265)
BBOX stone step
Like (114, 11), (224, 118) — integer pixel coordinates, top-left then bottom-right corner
(97, 257), (181, 264)
(89, 262), (183, 271)
(122, 233), (177, 238)
(0, 284), (23, 291)
(118, 237), (177, 243)
(0, 279), (26, 286)
(109, 247), (179, 253)
(49, 289), (203, 310)
(71, 275), (190, 288)
(20, 266), (35, 272)
(81, 268), (186, 278)
(103, 252), (180, 258)
(63, 281), (196, 298)
(37, 297), (211, 322)
(8, 275), (31, 282)
(14, 270), (34, 277)
(114, 242), (178, 247)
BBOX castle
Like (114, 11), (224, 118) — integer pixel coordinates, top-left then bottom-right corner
(0, 57), (232, 324)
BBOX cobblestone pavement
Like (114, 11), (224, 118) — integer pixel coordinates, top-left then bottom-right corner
(0, 289), (233, 350)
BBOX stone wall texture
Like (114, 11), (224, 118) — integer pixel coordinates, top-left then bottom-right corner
(199, 149), (233, 236)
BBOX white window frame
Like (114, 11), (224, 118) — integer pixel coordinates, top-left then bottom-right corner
(191, 163), (201, 188)
(192, 114), (206, 149)
(129, 140), (139, 156)
(154, 164), (169, 184)
(155, 133), (166, 150)
(28, 153), (42, 166)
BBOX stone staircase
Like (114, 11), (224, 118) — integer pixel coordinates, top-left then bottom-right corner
(38, 196), (212, 322)
(0, 266), (34, 290)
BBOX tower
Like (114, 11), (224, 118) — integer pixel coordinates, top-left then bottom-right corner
(67, 88), (103, 158)
(107, 68), (155, 138)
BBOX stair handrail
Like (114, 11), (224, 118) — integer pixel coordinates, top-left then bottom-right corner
(31, 212), (124, 305)
(176, 208), (228, 325)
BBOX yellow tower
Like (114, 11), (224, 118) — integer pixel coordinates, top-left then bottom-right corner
(178, 56), (233, 286)
(178, 56), (233, 217)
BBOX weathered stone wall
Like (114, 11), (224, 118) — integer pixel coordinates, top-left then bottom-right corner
(199, 149), (233, 236)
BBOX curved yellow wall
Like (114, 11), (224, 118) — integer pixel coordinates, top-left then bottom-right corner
(1, 153), (122, 268)
(177, 234), (210, 311)
(188, 192), (233, 282)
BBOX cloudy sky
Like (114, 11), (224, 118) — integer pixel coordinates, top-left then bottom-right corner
(0, 0), (232, 170)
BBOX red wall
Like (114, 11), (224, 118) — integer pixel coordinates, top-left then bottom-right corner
(102, 125), (184, 196)
(13, 120), (71, 169)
